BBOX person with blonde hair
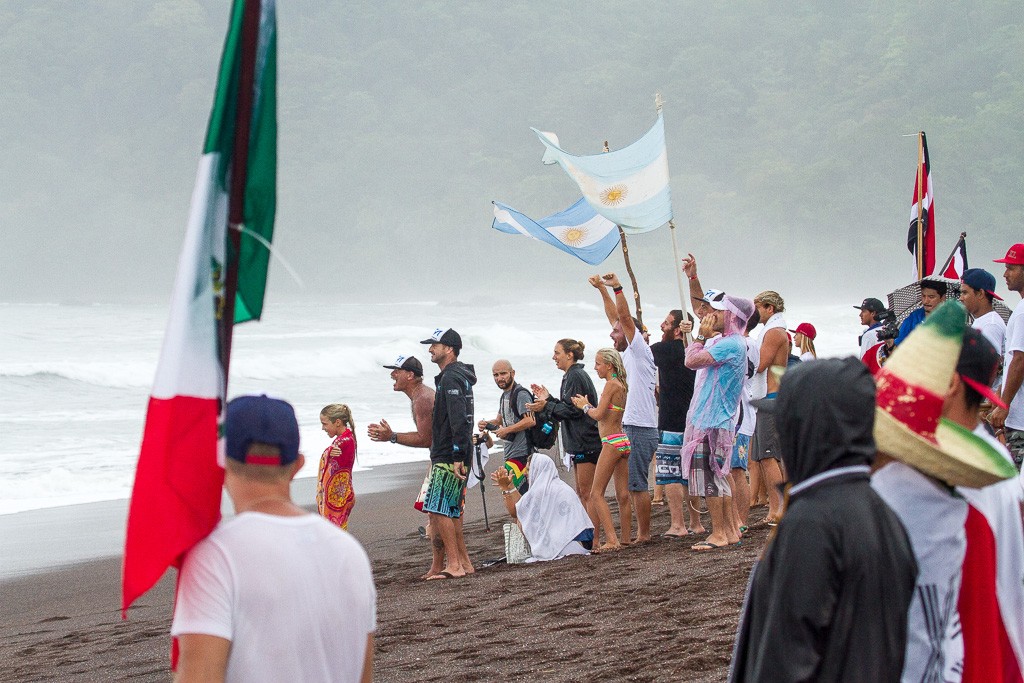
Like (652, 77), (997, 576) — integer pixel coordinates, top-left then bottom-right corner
(318, 403), (357, 529)
(790, 322), (817, 362)
(572, 347), (631, 551)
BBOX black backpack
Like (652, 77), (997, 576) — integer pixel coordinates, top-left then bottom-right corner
(510, 385), (559, 451)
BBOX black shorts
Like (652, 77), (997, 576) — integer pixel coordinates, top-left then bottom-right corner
(571, 449), (601, 465)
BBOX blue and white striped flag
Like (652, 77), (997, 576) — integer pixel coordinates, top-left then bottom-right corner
(491, 198), (620, 265)
(532, 113), (672, 233)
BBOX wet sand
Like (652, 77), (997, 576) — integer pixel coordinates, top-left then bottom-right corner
(0, 460), (763, 681)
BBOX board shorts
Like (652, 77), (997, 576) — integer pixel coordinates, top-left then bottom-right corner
(688, 436), (732, 498)
(505, 456), (530, 494)
(625, 425), (660, 492)
(422, 461), (467, 518)
(655, 430), (686, 486)
(1004, 429), (1024, 471)
(751, 396), (781, 462)
(571, 449), (601, 466)
(731, 433), (750, 471)
(602, 433), (631, 457)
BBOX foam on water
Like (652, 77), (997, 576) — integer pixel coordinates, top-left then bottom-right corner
(0, 300), (867, 515)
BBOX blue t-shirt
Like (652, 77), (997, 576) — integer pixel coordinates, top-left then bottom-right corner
(690, 335), (747, 431)
(895, 308), (926, 346)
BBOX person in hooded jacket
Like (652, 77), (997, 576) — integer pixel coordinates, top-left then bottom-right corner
(730, 357), (918, 682)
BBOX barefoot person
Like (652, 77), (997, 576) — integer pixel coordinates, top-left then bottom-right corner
(592, 273), (657, 544)
(366, 354), (441, 579)
(317, 403), (357, 529)
(572, 348), (631, 551)
(528, 339), (603, 541)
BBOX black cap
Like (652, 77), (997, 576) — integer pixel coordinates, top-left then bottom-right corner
(854, 297), (886, 314)
(383, 354), (424, 377)
(420, 328), (462, 350)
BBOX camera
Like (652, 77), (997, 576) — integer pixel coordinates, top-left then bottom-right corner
(874, 310), (899, 342)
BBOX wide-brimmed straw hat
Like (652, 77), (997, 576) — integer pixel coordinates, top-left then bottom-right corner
(874, 300), (1017, 488)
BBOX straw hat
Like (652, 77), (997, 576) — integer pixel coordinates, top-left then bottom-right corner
(874, 300), (1017, 488)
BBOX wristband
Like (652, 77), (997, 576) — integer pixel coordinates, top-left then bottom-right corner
(612, 285), (623, 294)
(688, 274), (697, 280)
(502, 488), (517, 496)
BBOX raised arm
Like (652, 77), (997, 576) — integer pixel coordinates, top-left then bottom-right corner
(681, 253), (705, 303)
(590, 274), (618, 326)
(601, 272), (636, 342)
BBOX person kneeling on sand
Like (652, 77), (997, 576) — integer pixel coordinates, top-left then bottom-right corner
(172, 395), (376, 683)
(492, 453), (593, 561)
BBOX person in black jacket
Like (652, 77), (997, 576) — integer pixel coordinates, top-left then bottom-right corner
(419, 328), (477, 580)
(529, 338), (629, 548)
(730, 357), (917, 682)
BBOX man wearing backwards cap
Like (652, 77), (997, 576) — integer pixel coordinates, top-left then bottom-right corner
(855, 297), (888, 359)
(961, 268), (1006, 360)
(420, 328), (477, 580)
(172, 395), (376, 683)
(367, 355), (442, 579)
(940, 328), (1024, 682)
(730, 358), (917, 683)
(870, 301), (1016, 683)
(991, 243), (1024, 470)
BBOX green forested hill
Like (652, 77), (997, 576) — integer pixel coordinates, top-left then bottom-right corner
(2, 1), (1022, 302)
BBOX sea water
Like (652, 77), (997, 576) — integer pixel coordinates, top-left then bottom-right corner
(0, 300), (864, 515)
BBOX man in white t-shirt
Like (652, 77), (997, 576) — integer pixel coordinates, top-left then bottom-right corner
(172, 395), (376, 683)
(961, 268), (1006, 359)
(991, 244), (1024, 470)
(592, 272), (659, 543)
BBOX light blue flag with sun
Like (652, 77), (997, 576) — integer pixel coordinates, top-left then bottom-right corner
(531, 113), (672, 233)
(491, 198), (620, 265)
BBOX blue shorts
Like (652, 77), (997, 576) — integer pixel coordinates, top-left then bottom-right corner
(625, 425), (660, 492)
(655, 430), (686, 486)
(731, 433), (750, 471)
(422, 461), (467, 518)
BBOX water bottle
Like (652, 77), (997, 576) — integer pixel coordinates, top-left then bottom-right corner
(541, 421), (553, 435)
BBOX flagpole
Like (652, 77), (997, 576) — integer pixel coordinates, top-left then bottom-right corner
(937, 231), (967, 276)
(219, 0), (262, 394)
(655, 94), (693, 338)
(604, 139), (645, 329)
(916, 131), (925, 279)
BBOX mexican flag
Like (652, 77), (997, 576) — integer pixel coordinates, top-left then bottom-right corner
(122, 0), (277, 616)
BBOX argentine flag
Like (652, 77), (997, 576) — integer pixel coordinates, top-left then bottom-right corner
(492, 198), (619, 266)
(532, 113), (672, 233)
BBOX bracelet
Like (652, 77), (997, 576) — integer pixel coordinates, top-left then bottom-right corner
(502, 488), (517, 496)
(688, 274), (697, 280)
(612, 285), (623, 294)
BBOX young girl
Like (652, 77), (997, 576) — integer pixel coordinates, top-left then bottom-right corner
(572, 348), (630, 552)
(317, 403), (357, 529)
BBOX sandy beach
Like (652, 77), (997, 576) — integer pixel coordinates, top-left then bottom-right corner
(0, 460), (763, 681)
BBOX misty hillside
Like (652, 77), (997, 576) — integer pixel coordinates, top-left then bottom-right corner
(2, 1), (1022, 304)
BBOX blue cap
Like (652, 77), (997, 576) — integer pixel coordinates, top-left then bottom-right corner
(961, 268), (1003, 300)
(225, 395), (300, 465)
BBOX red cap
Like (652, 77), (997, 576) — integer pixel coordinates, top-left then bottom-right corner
(789, 322), (817, 340)
(993, 243), (1024, 265)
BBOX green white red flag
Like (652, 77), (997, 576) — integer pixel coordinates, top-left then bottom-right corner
(121, 0), (277, 616)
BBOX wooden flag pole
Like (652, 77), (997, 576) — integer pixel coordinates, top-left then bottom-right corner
(604, 138), (645, 329)
(916, 131), (925, 279)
